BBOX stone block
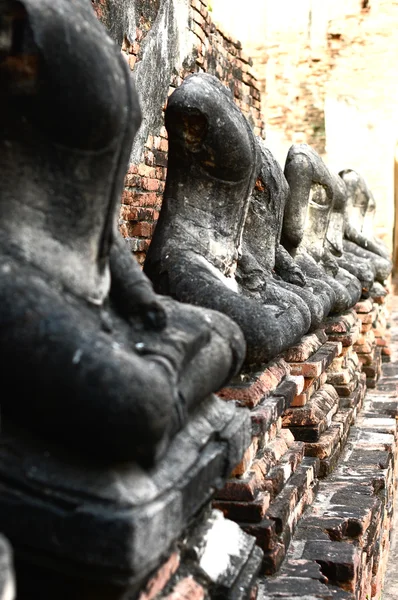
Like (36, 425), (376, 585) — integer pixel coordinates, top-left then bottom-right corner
(333, 376), (360, 397)
(265, 458), (319, 535)
(283, 385), (339, 441)
(326, 326), (360, 347)
(0, 396), (251, 590)
(230, 439), (259, 477)
(324, 311), (358, 334)
(326, 369), (352, 386)
(261, 442), (305, 500)
(302, 540), (361, 592)
(251, 396), (286, 437)
(354, 299), (374, 313)
(219, 360), (290, 408)
(287, 343), (340, 378)
(258, 543), (286, 576)
(304, 410), (352, 463)
(213, 491), (271, 523)
(184, 509), (263, 600)
(353, 340), (375, 354)
(282, 330), (327, 363)
(214, 470), (264, 503)
(258, 575), (336, 598)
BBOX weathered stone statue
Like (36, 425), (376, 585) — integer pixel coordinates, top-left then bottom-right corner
(144, 73), (311, 367)
(0, 0), (246, 464)
(340, 169), (392, 284)
(239, 139), (333, 331)
(282, 144), (362, 314)
(326, 171), (376, 296)
(0, 1), (250, 595)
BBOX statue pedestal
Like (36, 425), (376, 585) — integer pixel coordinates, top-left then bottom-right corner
(214, 360), (319, 575)
(0, 396), (251, 599)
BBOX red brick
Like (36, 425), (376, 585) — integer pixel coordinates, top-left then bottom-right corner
(230, 438), (258, 477)
(218, 359), (290, 408)
(163, 578), (205, 600)
(354, 299), (374, 313)
(127, 164), (139, 174)
(138, 552), (180, 600)
(213, 490), (271, 523)
(130, 221), (153, 237)
(138, 164), (157, 178)
(141, 177), (161, 192)
(128, 55), (137, 69)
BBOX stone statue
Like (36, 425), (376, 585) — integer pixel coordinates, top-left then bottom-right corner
(0, 1), (250, 594)
(0, 0), (246, 465)
(282, 144), (362, 314)
(144, 73), (311, 367)
(326, 170), (376, 296)
(340, 169), (392, 285)
(239, 139), (333, 331)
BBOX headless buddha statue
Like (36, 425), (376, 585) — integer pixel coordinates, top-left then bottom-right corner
(238, 139), (333, 331)
(0, 3), (255, 596)
(326, 170), (376, 296)
(282, 144), (362, 314)
(144, 73), (311, 367)
(0, 0), (246, 466)
(340, 169), (392, 285)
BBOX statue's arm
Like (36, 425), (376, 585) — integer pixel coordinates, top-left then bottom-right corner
(274, 244), (307, 287)
(109, 232), (167, 330)
(345, 224), (389, 258)
(320, 248), (339, 277)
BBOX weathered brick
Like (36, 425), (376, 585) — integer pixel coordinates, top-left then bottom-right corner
(163, 577), (205, 600)
(138, 552), (180, 600)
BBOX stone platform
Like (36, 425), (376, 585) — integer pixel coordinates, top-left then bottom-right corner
(255, 287), (398, 600)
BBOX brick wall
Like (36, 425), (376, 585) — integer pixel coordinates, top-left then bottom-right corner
(93, 0), (264, 265)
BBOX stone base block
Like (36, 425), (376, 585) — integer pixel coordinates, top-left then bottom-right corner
(0, 396), (251, 597)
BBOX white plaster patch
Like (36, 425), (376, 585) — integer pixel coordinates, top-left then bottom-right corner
(199, 511), (245, 583)
(197, 254), (239, 292)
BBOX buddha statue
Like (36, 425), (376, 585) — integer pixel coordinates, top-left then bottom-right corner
(0, 0), (249, 595)
(282, 144), (362, 314)
(144, 73), (311, 368)
(326, 170), (376, 296)
(239, 138), (333, 331)
(340, 169), (392, 284)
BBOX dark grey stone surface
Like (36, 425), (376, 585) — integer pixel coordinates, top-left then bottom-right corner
(326, 170), (376, 295)
(0, 397), (251, 590)
(240, 140), (331, 331)
(0, 0), (246, 464)
(144, 74), (312, 367)
(282, 144), (362, 314)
